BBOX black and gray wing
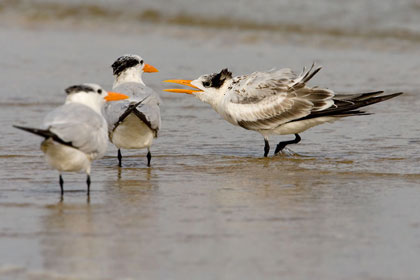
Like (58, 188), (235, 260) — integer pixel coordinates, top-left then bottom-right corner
(43, 103), (108, 157)
(106, 83), (161, 136)
(226, 65), (335, 131)
(297, 90), (403, 120)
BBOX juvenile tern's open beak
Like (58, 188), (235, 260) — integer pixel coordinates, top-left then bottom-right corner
(104, 92), (129, 102)
(143, 64), (159, 73)
(163, 79), (202, 94)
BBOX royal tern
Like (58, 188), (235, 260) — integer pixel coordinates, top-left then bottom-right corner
(164, 65), (403, 157)
(104, 54), (161, 167)
(14, 84), (128, 196)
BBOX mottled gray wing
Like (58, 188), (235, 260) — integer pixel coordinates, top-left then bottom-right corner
(226, 66), (335, 130)
(43, 103), (108, 155)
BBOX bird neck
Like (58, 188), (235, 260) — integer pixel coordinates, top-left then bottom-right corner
(113, 67), (145, 87)
(65, 93), (104, 115)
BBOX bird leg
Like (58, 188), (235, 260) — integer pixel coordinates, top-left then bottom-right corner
(274, 134), (301, 155)
(59, 174), (64, 196)
(117, 149), (122, 167)
(147, 149), (152, 167)
(86, 174), (91, 196)
(264, 138), (270, 157)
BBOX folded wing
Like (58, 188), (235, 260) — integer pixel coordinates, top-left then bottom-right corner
(226, 65), (334, 131)
(105, 83), (161, 136)
(43, 103), (108, 156)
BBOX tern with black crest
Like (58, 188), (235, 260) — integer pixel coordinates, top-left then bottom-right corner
(14, 84), (128, 196)
(104, 54), (161, 167)
(164, 65), (403, 157)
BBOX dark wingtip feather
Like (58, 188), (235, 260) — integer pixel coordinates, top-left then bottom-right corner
(13, 125), (49, 138)
(362, 92), (404, 106)
(332, 110), (371, 117)
(381, 92), (404, 99)
(303, 66), (322, 84)
(113, 97), (150, 131)
(355, 91), (384, 100)
(296, 91), (403, 121)
(13, 125), (73, 147)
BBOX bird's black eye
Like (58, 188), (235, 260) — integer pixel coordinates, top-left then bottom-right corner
(203, 81), (211, 87)
(140, 60), (144, 65)
(97, 89), (102, 94)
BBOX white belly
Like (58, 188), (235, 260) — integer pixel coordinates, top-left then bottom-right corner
(41, 139), (91, 173)
(110, 114), (154, 149)
(269, 117), (338, 135)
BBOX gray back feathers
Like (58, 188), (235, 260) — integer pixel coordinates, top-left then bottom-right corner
(43, 103), (108, 158)
(225, 66), (334, 131)
(104, 82), (161, 134)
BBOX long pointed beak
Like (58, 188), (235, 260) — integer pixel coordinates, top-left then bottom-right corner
(163, 79), (202, 94)
(143, 63), (158, 73)
(104, 91), (129, 102)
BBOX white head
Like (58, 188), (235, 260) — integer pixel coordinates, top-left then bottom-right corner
(164, 69), (233, 105)
(65, 83), (128, 114)
(111, 54), (158, 87)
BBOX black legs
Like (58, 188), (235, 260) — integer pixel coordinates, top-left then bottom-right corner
(117, 149), (122, 167)
(118, 149), (151, 167)
(274, 134), (301, 155)
(58, 174), (90, 196)
(86, 174), (91, 196)
(147, 150), (152, 167)
(59, 174), (64, 196)
(263, 134), (302, 157)
(264, 138), (270, 157)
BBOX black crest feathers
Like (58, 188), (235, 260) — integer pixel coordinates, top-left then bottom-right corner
(111, 55), (141, 76)
(209, 68), (233, 88)
(65, 85), (94, 95)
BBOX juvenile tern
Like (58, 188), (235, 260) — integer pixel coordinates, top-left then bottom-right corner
(104, 54), (161, 167)
(164, 65), (403, 157)
(14, 84), (128, 196)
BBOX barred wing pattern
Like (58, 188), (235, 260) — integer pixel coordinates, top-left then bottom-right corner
(225, 66), (335, 131)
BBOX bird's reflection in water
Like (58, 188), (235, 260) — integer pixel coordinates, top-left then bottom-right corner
(40, 165), (160, 278)
(40, 199), (96, 277)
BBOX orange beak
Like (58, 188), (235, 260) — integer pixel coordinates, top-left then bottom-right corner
(143, 63), (158, 73)
(104, 91), (129, 102)
(163, 79), (202, 94)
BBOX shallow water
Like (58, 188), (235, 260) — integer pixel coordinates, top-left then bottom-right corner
(5, 0), (420, 40)
(1, 10), (420, 280)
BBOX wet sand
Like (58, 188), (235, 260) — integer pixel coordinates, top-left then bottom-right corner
(1, 18), (420, 280)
